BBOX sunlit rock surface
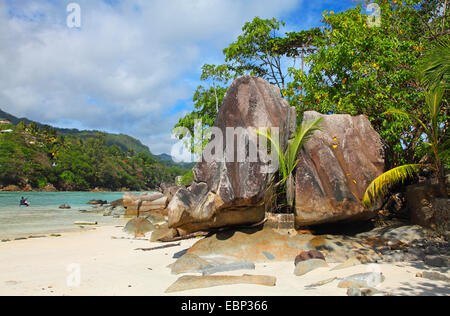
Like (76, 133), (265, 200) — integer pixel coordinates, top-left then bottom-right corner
(168, 76), (296, 234)
(295, 111), (385, 226)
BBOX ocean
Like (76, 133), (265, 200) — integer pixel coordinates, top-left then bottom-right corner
(0, 192), (133, 236)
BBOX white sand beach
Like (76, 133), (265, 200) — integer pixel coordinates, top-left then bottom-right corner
(0, 224), (448, 296)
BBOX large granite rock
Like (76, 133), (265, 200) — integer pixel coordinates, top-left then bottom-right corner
(163, 185), (184, 203)
(295, 111), (384, 226)
(150, 223), (178, 242)
(168, 76), (296, 234)
(123, 192), (168, 215)
(432, 198), (450, 233)
(123, 217), (155, 238)
(406, 184), (449, 231)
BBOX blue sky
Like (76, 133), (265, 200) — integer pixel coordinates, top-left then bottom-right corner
(0, 0), (356, 156)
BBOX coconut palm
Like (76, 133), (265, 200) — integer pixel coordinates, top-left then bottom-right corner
(364, 40), (449, 207)
(363, 86), (447, 207)
(257, 117), (322, 212)
(418, 40), (449, 91)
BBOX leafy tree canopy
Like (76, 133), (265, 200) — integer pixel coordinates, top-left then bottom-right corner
(176, 0), (448, 170)
(284, 0), (448, 167)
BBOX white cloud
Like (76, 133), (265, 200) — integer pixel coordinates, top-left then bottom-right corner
(0, 0), (302, 154)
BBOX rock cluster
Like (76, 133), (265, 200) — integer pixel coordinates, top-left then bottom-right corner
(167, 76), (296, 235)
(102, 205), (126, 217)
(160, 223), (448, 294)
(356, 225), (450, 267)
(38, 184), (57, 192)
(166, 83), (386, 234)
(0, 185), (21, 192)
(172, 224), (447, 269)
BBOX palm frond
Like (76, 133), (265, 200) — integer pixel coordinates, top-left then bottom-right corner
(425, 87), (444, 141)
(257, 117), (322, 209)
(256, 128), (286, 178)
(362, 164), (430, 208)
(285, 117), (323, 176)
(418, 41), (450, 91)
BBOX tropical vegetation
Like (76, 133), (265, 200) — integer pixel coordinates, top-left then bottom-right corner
(0, 121), (187, 191)
(364, 42), (449, 206)
(257, 118), (323, 212)
(175, 0), (448, 214)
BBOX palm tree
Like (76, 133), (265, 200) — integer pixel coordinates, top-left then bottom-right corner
(419, 40), (449, 91)
(364, 41), (449, 207)
(363, 87), (447, 207)
(257, 117), (322, 212)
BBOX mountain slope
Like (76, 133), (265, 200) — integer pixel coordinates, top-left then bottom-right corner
(0, 122), (184, 191)
(0, 108), (190, 170)
(156, 153), (196, 170)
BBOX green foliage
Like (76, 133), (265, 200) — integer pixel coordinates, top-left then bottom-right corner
(0, 123), (185, 191)
(0, 108), (168, 163)
(364, 86), (448, 206)
(35, 176), (49, 189)
(174, 64), (234, 154)
(177, 169), (195, 186)
(223, 17), (288, 89)
(257, 117), (322, 210)
(285, 0), (446, 167)
(418, 40), (450, 91)
(64, 131), (154, 157)
(363, 164), (426, 207)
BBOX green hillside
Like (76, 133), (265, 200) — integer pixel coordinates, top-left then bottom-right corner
(0, 110), (192, 191)
(0, 108), (191, 169)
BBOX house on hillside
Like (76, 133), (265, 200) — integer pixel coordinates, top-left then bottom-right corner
(0, 119), (11, 125)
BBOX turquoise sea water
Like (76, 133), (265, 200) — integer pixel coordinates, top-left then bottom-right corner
(0, 192), (133, 236)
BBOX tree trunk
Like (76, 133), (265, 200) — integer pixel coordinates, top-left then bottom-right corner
(286, 174), (295, 211)
(213, 81), (219, 113)
(437, 159), (448, 198)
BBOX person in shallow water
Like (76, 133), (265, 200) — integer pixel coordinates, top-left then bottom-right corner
(20, 197), (30, 207)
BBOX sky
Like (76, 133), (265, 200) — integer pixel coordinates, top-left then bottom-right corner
(0, 0), (356, 156)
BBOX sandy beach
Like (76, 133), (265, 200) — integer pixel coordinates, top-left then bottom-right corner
(0, 223), (448, 296)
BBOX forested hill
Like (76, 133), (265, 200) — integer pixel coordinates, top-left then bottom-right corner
(0, 108), (152, 155)
(0, 109), (192, 191)
(0, 108), (193, 169)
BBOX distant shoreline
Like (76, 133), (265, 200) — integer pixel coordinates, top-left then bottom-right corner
(0, 188), (157, 193)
